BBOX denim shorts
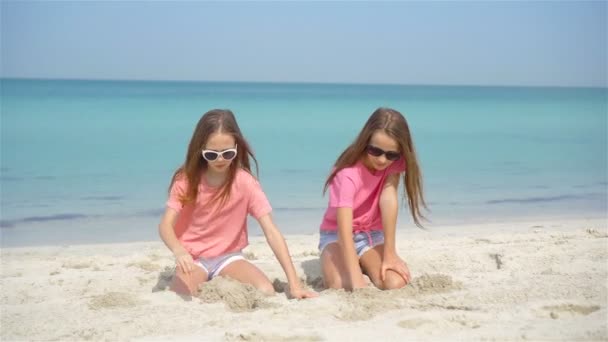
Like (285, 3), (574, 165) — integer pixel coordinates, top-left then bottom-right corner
(318, 230), (385, 257)
(194, 251), (244, 280)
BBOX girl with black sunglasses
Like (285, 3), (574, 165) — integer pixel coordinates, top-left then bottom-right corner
(319, 107), (427, 291)
(159, 109), (316, 299)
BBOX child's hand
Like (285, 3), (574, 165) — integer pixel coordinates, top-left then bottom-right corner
(288, 285), (318, 300)
(381, 254), (411, 284)
(174, 249), (195, 273)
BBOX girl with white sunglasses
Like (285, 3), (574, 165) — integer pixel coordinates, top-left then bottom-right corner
(159, 109), (317, 299)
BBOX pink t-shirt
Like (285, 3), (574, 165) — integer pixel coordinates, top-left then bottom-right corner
(320, 159), (406, 232)
(166, 169), (272, 259)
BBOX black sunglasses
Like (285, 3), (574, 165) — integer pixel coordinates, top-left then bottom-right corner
(366, 145), (401, 161)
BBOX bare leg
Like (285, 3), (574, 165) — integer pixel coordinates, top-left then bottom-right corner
(320, 242), (351, 289)
(170, 266), (208, 296)
(359, 244), (407, 290)
(218, 259), (275, 295)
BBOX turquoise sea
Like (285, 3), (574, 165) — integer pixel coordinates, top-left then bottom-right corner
(1, 79), (606, 246)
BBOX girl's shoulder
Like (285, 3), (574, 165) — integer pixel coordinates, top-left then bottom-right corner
(333, 163), (365, 184)
(171, 171), (189, 188)
(234, 168), (261, 186)
(346, 161), (369, 176)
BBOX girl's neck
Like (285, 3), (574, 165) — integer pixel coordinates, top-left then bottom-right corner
(204, 168), (228, 188)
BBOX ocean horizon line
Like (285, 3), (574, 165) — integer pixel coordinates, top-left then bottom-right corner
(1, 77), (606, 91)
(2, 190), (605, 230)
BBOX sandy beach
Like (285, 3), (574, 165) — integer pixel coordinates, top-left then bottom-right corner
(1, 218), (606, 341)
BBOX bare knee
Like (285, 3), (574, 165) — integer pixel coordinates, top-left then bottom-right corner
(231, 274), (276, 295)
(368, 277), (384, 290)
(255, 281), (276, 296)
(323, 277), (344, 290)
(382, 273), (406, 290)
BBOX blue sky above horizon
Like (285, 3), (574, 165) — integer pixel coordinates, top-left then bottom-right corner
(1, 1), (606, 87)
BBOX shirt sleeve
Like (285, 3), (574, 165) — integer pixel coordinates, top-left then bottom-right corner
(328, 171), (357, 208)
(247, 177), (272, 219)
(166, 178), (186, 213)
(388, 158), (407, 175)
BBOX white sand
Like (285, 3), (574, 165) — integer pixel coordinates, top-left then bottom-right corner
(1, 218), (607, 341)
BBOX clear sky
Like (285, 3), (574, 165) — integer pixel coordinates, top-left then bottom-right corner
(1, 1), (606, 87)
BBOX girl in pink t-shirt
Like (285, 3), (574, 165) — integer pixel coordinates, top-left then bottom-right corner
(159, 109), (316, 299)
(319, 107), (427, 291)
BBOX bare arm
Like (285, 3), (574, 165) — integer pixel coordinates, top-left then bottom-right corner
(380, 174), (400, 255)
(379, 174), (410, 282)
(337, 207), (366, 289)
(257, 214), (317, 299)
(158, 208), (194, 273)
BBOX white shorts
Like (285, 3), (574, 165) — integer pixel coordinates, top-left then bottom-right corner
(194, 251), (245, 280)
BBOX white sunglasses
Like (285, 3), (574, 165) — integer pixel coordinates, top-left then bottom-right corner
(201, 145), (238, 162)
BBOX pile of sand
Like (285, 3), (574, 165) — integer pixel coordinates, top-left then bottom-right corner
(197, 277), (277, 312)
(331, 273), (462, 321)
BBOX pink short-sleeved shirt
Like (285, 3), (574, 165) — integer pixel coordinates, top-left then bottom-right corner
(320, 159), (406, 232)
(166, 169), (272, 259)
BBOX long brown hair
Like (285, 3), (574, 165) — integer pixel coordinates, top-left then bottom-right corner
(168, 109), (258, 207)
(323, 107), (427, 227)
